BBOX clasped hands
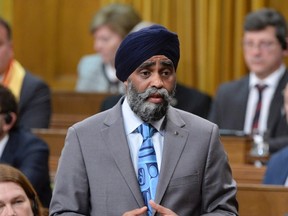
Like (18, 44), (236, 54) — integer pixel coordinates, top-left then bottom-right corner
(122, 200), (178, 216)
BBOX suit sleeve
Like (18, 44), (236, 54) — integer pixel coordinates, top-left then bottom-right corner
(18, 79), (51, 129)
(49, 127), (90, 216)
(16, 136), (51, 206)
(201, 124), (239, 215)
(263, 146), (288, 185)
(19, 139), (49, 183)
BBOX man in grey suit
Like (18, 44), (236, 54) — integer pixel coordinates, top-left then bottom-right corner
(209, 8), (288, 154)
(50, 25), (238, 215)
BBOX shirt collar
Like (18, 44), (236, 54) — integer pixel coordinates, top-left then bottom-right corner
(121, 97), (165, 135)
(249, 64), (286, 89)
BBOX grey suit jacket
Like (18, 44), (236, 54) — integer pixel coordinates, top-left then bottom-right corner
(209, 71), (288, 153)
(50, 99), (238, 215)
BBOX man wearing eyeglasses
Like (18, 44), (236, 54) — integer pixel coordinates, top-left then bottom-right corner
(209, 8), (288, 155)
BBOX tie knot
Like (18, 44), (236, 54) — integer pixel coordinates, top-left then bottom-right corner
(255, 84), (268, 92)
(137, 123), (156, 140)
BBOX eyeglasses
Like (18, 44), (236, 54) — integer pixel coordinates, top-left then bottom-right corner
(243, 41), (279, 51)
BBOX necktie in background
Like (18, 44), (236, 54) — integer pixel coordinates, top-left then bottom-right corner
(251, 84), (267, 133)
(137, 123), (159, 216)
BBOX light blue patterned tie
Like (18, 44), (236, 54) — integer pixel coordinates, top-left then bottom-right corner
(137, 123), (159, 216)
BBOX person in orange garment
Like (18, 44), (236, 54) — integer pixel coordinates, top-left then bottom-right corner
(0, 17), (51, 129)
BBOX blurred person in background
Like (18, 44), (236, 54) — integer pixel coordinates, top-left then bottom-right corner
(263, 85), (288, 185)
(263, 145), (288, 186)
(0, 17), (51, 129)
(76, 3), (141, 93)
(209, 8), (288, 154)
(0, 84), (51, 208)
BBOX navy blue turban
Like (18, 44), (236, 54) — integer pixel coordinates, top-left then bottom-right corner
(115, 24), (180, 82)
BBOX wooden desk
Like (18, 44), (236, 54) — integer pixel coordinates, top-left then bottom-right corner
(50, 113), (88, 129)
(50, 91), (115, 129)
(237, 183), (288, 216)
(221, 136), (252, 164)
(231, 164), (266, 184)
(52, 91), (113, 115)
(32, 128), (66, 181)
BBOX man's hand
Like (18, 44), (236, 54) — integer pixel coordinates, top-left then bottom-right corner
(149, 200), (178, 216)
(122, 201), (178, 216)
(122, 206), (147, 216)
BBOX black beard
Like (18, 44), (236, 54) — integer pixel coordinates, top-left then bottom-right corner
(126, 81), (175, 123)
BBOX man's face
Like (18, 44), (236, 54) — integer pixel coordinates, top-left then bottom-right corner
(124, 55), (176, 122)
(243, 26), (287, 79)
(93, 25), (122, 66)
(0, 25), (13, 76)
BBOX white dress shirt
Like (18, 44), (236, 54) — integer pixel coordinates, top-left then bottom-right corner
(244, 64), (286, 135)
(121, 98), (164, 175)
(0, 134), (9, 158)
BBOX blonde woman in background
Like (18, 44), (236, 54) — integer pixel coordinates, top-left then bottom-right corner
(76, 3), (141, 93)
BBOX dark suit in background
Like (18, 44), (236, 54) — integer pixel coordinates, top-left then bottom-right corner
(0, 128), (52, 207)
(209, 72), (288, 153)
(0, 17), (51, 130)
(101, 83), (212, 119)
(209, 9), (288, 155)
(263, 146), (288, 185)
(18, 71), (51, 129)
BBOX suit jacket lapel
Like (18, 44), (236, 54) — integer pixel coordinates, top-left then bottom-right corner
(268, 71), (288, 131)
(101, 100), (144, 207)
(155, 108), (188, 205)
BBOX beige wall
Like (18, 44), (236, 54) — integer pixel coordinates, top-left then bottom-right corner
(2, 0), (288, 95)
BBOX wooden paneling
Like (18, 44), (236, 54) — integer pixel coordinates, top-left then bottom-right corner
(231, 164), (266, 184)
(237, 183), (288, 216)
(221, 136), (252, 164)
(32, 128), (66, 182)
(0, 0), (13, 22)
(13, 0), (100, 90)
(51, 91), (112, 115)
(50, 91), (114, 129)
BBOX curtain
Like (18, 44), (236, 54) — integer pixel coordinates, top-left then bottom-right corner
(11, 0), (288, 93)
(96, 0), (287, 96)
(0, 0), (13, 24)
